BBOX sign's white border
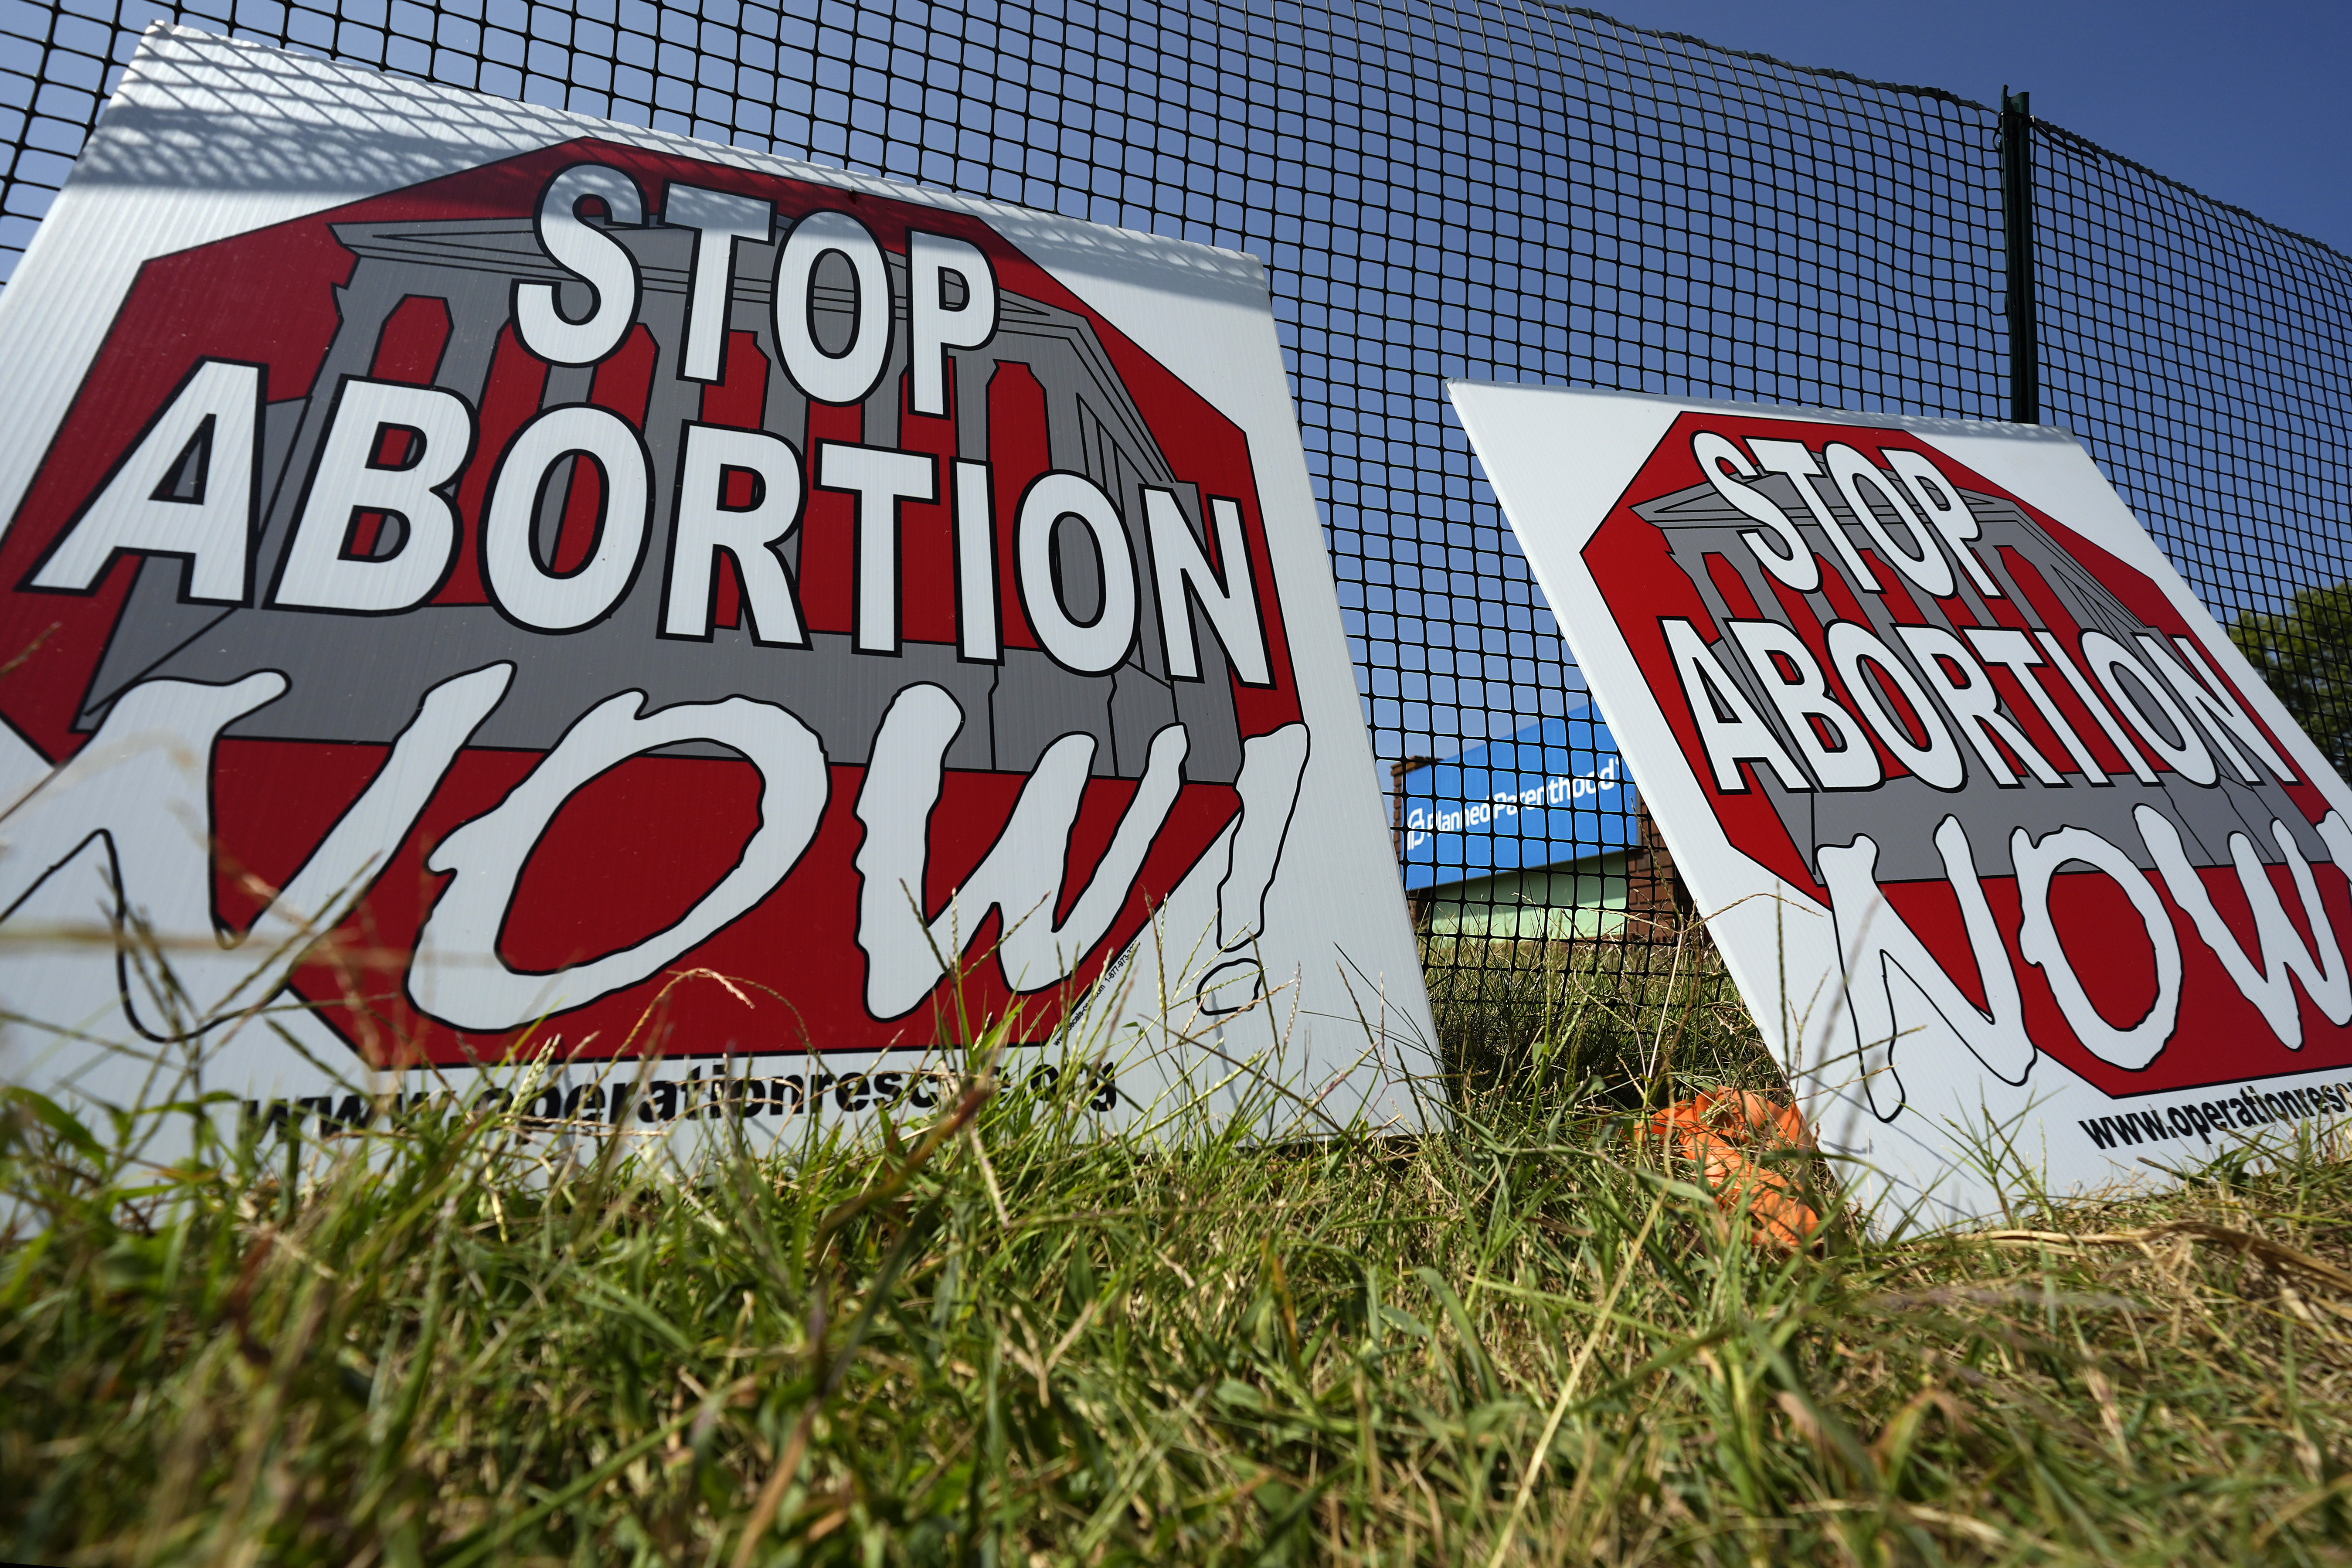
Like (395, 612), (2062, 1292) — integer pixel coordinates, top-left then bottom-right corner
(1452, 380), (2352, 1228)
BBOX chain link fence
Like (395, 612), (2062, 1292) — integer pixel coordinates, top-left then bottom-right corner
(3, 0), (2348, 1066)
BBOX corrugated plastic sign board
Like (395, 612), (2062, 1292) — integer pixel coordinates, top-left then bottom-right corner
(0, 27), (1438, 1149)
(1452, 381), (2352, 1227)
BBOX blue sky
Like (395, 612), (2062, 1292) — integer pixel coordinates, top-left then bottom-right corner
(1595, 1), (2352, 256)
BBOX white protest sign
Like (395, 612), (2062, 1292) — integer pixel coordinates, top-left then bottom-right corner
(0, 26), (1435, 1146)
(1452, 382), (2352, 1226)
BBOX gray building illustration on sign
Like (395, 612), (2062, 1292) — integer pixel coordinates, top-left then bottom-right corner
(75, 206), (1261, 791)
(1636, 463), (2311, 886)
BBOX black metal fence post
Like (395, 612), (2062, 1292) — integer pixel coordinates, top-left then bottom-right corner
(2001, 87), (2041, 425)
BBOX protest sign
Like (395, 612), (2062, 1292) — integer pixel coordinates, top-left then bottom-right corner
(1453, 382), (2352, 1223)
(0, 27), (1435, 1145)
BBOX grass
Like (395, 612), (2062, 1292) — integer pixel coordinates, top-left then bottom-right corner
(1420, 929), (1771, 1104)
(6, 941), (2352, 1565)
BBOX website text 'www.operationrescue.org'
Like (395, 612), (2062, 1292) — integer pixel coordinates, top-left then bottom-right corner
(2080, 1079), (2352, 1152)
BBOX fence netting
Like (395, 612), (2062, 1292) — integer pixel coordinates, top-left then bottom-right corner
(2031, 124), (2352, 779)
(3, 0), (2348, 1064)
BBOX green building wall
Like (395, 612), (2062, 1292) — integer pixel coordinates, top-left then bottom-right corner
(1421, 852), (1632, 941)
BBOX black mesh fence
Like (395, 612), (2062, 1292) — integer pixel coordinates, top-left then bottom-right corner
(1, 0), (2346, 1060)
(2031, 122), (2352, 780)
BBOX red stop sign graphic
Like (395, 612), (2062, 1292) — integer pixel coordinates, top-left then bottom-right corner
(0, 139), (1305, 1068)
(1582, 411), (2352, 1100)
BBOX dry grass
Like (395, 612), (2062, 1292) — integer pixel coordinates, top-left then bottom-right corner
(4, 947), (2352, 1565)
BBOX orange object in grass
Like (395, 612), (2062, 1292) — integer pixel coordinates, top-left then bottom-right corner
(1638, 1089), (1822, 1250)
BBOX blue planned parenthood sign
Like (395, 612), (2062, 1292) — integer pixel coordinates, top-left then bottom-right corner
(1400, 710), (1640, 893)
